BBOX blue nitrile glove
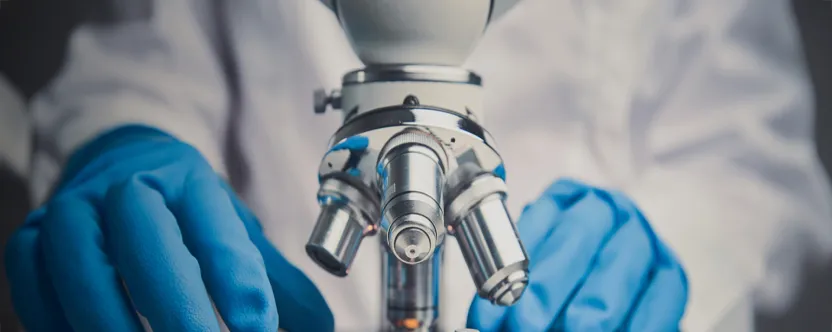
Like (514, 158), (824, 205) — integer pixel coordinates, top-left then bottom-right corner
(5, 125), (334, 332)
(467, 179), (688, 331)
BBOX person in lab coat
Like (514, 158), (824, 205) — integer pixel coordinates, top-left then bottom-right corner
(6, 0), (832, 331)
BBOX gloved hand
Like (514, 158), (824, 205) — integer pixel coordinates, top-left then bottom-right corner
(467, 179), (688, 331)
(5, 125), (334, 332)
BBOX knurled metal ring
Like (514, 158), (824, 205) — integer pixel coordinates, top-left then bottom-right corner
(377, 128), (450, 174)
(445, 174), (508, 226)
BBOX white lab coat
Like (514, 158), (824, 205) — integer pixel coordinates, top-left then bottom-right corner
(27, 0), (832, 330)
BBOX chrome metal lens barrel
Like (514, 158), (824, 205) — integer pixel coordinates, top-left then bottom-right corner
(378, 130), (448, 264)
(306, 177), (379, 277)
(446, 165), (529, 306)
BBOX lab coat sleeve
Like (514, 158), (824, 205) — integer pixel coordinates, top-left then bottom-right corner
(29, 0), (230, 203)
(585, 0), (832, 330)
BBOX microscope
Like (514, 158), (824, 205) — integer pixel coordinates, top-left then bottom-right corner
(305, 1), (529, 331)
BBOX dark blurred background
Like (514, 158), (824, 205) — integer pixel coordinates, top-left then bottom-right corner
(0, 0), (830, 330)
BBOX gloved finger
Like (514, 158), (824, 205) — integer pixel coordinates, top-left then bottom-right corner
(625, 243), (688, 331)
(40, 196), (143, 331)
(505, 189), (619, 331)
(105, 176), (220, 332)
(516, 179), (591, 259)
(222, 183), (335, 332)
(467, 296), (512, 331)
(171, 174), (277, 331)
(5, 209), (73, 331)
(561, 209), (655, 331)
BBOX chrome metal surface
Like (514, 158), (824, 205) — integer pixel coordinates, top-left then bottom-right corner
(306, 203), (364, 276)
(378, 130), (448, 264)
(446, 173), (509, 225)
(378, 129), (449, 173)
(343, 65), (482, 86)
(446, 172), (529, 305)
(388, 213), (435, 264)
(393, 226), (432, 263)
(320, 176), (379, 223)
(382, 246), (442, 332)
(306, 177), (379, 277)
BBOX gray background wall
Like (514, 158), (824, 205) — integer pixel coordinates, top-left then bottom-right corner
(0, 0), (830, 330)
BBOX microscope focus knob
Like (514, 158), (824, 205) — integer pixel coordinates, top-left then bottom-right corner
(313, 88), (342, 114)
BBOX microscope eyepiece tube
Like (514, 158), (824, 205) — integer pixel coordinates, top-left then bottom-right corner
(446, 169), (530, 306)
(306, 177), (379, 277)
(378, 130), (448, 265)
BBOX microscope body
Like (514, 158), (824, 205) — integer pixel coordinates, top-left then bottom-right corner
(306, 1), (528, 331)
